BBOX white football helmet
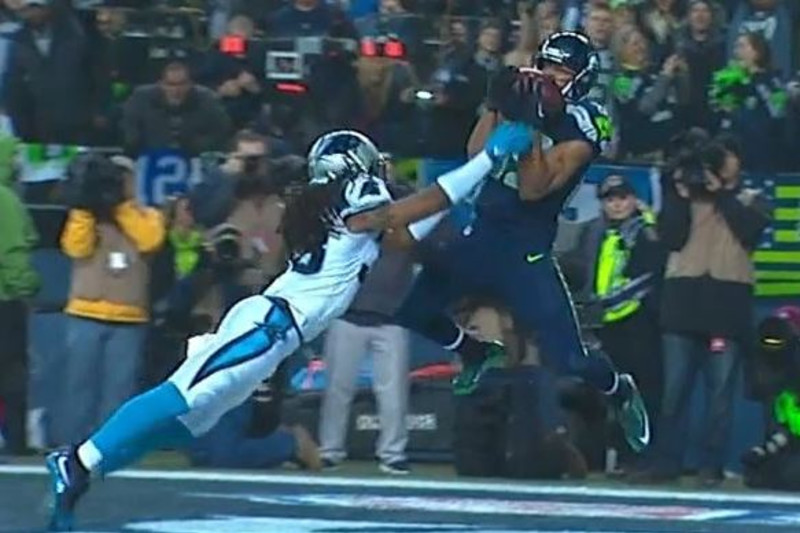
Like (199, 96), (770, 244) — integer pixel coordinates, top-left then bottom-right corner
(307, 130), (385, 185)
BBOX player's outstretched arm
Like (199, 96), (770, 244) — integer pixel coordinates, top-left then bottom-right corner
(346, 152), (494, 238)
(347, 122), (533, 243)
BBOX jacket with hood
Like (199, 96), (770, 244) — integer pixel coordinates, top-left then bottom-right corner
(0, 133), (39, 301)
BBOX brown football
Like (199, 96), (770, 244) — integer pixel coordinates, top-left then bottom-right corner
(537, 75), (566, 117)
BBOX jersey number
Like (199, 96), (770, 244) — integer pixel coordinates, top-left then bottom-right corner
(291, 247), (326, 274)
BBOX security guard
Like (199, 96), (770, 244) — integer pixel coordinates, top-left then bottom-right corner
(573, 174), (665, 426)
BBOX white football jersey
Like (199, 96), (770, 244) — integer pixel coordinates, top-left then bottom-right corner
(263, 173), (393, 341)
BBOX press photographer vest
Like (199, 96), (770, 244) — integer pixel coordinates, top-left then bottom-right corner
(665, 200), (754, 284)
(67, 222), (150, 322)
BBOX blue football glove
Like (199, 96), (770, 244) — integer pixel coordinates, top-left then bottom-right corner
(485, 122), (533, 163)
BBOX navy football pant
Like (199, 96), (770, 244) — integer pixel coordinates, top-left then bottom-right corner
(397, 226), (618, 392)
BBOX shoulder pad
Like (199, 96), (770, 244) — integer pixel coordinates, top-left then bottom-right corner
(565, 100), (613, 153)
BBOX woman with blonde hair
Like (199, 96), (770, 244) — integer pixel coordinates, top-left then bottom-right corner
(611, 24), (689, 162)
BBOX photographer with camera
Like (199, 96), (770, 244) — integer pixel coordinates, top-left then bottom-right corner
(631, 129), (771, 486)
(188, 130), (301, 325)
(57, 154), (165, 445)
(741, 306), (800, 491)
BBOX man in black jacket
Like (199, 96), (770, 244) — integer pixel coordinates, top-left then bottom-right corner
(632, 133), (771, 487)
(673, 0), (726, 132)
(122, 62), (232, 157)
(3, 0), (94, 143)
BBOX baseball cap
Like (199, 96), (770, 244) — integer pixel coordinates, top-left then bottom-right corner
(598, 174), (634, 199)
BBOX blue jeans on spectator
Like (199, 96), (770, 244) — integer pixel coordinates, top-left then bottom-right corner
(420, 158), (475, 231)
(58, 316), (145, 445)
(654, 333), (741, 474)
(188, 401), (295, 469)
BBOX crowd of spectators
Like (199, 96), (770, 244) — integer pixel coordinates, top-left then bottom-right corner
(0, 0), (794, 170)
(0, 0), (799, 489)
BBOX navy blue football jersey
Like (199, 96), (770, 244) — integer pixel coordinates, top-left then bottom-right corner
(474, 99), (612, 251)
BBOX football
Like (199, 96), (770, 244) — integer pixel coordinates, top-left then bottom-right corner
(513, 68), (565, 124)
(535, 75), (566, 117)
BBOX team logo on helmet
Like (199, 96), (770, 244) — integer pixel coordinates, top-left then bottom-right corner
(307, 130), (384, 185)
(534, 31), (599, 101)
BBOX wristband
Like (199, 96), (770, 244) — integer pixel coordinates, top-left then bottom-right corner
(435, 151), (493, 204)
(407, 211), (446, 241)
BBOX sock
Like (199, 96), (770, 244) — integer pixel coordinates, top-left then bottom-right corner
(76, 441), (102, 473)
(97, 419), (193, 475)
(83, 382), (190, 474)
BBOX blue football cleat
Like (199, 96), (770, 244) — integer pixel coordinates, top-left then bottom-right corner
(45, 448), (89, 531)
(485, 122), (533, 163)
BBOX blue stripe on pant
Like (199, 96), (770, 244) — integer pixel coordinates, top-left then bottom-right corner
(190, 303), (292, 388)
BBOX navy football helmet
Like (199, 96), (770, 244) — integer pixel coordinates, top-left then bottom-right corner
(307, 130), (385, 185)
(534, 31), (599, 101)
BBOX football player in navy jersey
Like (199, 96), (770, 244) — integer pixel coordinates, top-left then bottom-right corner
(396, 31), (650, 453)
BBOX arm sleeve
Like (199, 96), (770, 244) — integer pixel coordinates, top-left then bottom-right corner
(637, 74), (672, 116)
(715, 191), (771, 250)
(193, 97), (232, 153)
(188, 168), (236, 229)
(114, 201), (166, 253)
(658, 187), (692, 251)
(0, 191), (39, 297)
(60, 209), (98, 259)
(121, 91), (143, 156)
(754, 77), (788, 119)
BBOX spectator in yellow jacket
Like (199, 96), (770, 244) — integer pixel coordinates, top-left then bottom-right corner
(57, 155), (165, 445)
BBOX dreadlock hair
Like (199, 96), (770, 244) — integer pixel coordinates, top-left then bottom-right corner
(281, 180), (343, 258)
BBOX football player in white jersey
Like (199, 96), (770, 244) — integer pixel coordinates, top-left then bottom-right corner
(44, 125), (534, 531)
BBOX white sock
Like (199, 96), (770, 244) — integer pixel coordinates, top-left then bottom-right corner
(603, 372), (620, 396)
(77, 440), (103, 473)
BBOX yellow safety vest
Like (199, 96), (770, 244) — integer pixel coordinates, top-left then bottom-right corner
(595, 230), (641, 323)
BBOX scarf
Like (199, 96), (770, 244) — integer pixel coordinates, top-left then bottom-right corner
(170, 229), (203, 278)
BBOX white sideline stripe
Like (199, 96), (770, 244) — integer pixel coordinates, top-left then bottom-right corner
(2, 464), (799, 506)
